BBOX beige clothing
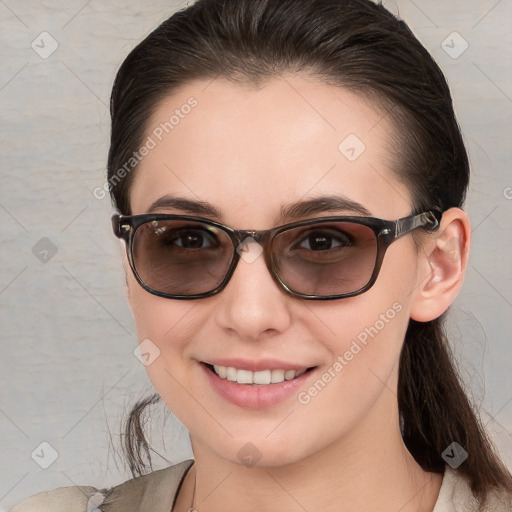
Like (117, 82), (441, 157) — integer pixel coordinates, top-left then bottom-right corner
(10, 460), (512, 511)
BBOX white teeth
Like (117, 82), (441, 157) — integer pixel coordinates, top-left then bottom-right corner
(271, 369), (285, 383)
(211, 365), (308, 385)
(237, 369), (253, 384)
(226, 366), (237, 382)
(284, 370), (296, 381)
(253, 370), (271, 385)
(213, 365), (226, 378)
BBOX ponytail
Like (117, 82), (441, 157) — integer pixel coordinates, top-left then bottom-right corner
(398, 317), (512, 502)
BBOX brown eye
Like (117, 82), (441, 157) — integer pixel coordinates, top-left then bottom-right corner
(293, 229), (353, 252)
(166, 228), (219, 249)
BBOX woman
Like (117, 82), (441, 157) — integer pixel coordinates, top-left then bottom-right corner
(12, 0), (512, 510)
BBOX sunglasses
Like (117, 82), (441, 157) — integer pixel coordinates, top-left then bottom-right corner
(112, 209), (442, 300)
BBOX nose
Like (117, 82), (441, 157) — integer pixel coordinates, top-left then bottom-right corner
(214, 240), (293, 341)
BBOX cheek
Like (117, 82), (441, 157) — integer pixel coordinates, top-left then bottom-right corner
(301, 243), (419, 406)
(290, 295), (410, 455)
(127, 278), (204, 420)
(309, 293), (408, 392)
(126, 272), (199, 367)
(127, 268), (188, 333)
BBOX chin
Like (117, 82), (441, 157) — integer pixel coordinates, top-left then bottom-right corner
(200, 430), (320, 470)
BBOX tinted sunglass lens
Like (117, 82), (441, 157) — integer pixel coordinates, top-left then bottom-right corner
(272, 221), (378, 296)
(132, 220), (233, 296)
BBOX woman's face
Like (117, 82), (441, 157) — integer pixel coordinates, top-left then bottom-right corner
(126, 74), (427, 467)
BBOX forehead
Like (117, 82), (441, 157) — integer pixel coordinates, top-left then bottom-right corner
(130, 74), (413, 224)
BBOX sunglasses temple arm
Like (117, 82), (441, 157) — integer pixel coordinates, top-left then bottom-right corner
(395, 210), (442, 238)
(111, 214), (122, 238)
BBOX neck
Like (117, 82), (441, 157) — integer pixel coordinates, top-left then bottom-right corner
(175, 379), (443, 512)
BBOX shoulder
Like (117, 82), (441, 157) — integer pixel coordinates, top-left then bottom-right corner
(10, 459), (194, 512)
(103, 459), (194, 510)
(434, 466), (512, 512)
(10, 485), (104, 512)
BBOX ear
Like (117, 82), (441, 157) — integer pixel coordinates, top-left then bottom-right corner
(409, 207), (471, 322)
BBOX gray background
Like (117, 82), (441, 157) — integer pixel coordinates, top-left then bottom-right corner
(1, 0), (511, 509)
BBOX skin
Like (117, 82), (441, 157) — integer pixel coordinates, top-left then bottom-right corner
(123, 74), (470, 512)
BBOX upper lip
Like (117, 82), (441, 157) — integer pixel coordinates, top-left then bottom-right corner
(203, 358), (315, 372)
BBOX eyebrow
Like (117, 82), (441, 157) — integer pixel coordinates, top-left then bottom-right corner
(146, 194), (372, 221)
(278, 195), (372, 221)
(147, 195), (222, 217)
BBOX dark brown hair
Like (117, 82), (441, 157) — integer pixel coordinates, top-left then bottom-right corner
(107, 0), (512, 502)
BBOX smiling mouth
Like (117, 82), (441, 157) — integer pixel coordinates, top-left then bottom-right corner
(203, 363), (317, 385)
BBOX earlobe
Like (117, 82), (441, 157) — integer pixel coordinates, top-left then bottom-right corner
(410, 207), (471, 322)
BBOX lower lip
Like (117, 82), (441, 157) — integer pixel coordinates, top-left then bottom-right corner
(200, 363), (316, 410)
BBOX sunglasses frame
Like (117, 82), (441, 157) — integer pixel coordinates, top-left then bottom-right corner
(112, 209), (442, 301)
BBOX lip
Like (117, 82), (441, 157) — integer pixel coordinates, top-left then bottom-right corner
(200, 361), (317, 410)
